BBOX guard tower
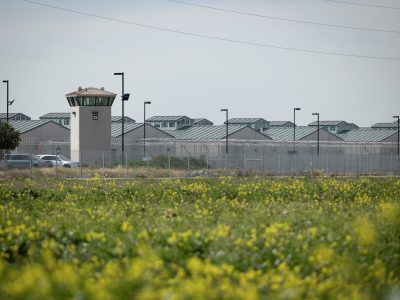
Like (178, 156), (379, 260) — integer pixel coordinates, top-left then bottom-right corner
(66, 87), (116, 162)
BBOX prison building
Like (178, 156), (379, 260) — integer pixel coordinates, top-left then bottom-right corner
(371, 122), (398, 130)
(167, 125), (271, 141)
(264, 126), (343, 141)
(308, 121), (355, 134)
(146, 116), (194, 130)
(39, 112), (71, 126)
(111, 123), (173, 143)
(40, 112), (135, 126)
(163, 125), (271, 160)
(349, 123), (360, 130)
(269, 121), (295, 128)
(0, 113), (31, 122)
(10, 120), (70, 154)
(111, 116), (136, 123)
(193, 118), (213, 126)
(336, 128), (398, 143)
(225, 118), (270, 133)
(10, 120), (70, 141)
(110, 122), (175, 159)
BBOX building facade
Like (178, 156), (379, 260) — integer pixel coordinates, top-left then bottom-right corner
(0, 113), (31, 122)
(226, 118), (270, 133)
(147, 116), (194, 130)
(308, 121), (355, 134)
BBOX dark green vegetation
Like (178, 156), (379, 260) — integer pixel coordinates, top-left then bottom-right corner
(0, 120), (20, 155)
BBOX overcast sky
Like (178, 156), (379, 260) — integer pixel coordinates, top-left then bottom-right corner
(1, 0), (399, 126)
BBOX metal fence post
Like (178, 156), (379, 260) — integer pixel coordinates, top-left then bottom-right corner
(342, 153), (345, 175)
(125, 151), (128, 178)
(80, 151), (83, 178)
(327, 154), (330, 175)
(310, 154), (313, 176)
(218, 147), (221, 169)
(30, 152), (33, 179)
(244, 154), (247, 176)
(168, 151), (171, 177)
(384, 153), (387, 175)
(397, 155), (400, 175)
(3, 150), (7, 178)
(102, 151), (105, 178)
(390, 153), (393, 174)
(225, 153), (228, 176)
(356, 155), (359, 176)
(55, 151), (58, 179)
(278, 153), (281, 176)
(262, 151), (265, 175)
(236, 156), (238, 171)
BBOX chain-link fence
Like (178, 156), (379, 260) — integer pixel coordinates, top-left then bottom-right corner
(1, 139), (399, 178)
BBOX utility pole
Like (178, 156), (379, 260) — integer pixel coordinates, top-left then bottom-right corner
(144, 101), (151, 157)
(221, 109), (228, 153)
(114, 72), (130, 163)
(394, 115), (400, 156)
(114, 72), (125, 152)
(293, 107), (301, 151)
(3, 80), (9, 122)
(312, 113), (320, 155)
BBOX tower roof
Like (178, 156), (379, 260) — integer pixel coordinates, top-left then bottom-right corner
(65, 87), (116, 97)
(66, 87), (116, 107)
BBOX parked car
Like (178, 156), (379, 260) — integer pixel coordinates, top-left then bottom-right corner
(2, 154), (52, 168)
(37, 154), (80, 168)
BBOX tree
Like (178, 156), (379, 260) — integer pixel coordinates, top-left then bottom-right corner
(0, 121), (20, 157)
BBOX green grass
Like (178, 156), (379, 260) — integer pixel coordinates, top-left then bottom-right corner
(0, 177), (399, 299)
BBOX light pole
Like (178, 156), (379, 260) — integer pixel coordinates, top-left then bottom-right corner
(394, 115), (399, 156)
(293, 108), (301, 151)
(113, 72), (127, 154)
(144, 101), (151, 157)
(221, 109), (228, 153)
(2, 80), (14, 122)
(312, 113), (320, 155)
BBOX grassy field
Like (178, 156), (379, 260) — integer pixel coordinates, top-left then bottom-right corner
(0, 177), (399, 299)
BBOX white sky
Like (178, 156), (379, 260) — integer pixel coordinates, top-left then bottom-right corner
(0, 0), (399, 126)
